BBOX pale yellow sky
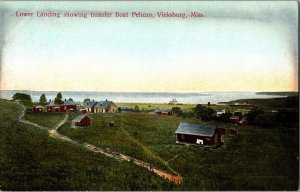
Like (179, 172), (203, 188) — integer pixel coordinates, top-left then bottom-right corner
(0, 1), (298, 92)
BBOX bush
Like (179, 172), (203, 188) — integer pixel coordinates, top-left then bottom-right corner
(133, 105), (140, 112)
(172, 107), (183, 116)
(245, 107), (264, 124)
(194, 104), (216, 121)
(216, 112), (233, 123)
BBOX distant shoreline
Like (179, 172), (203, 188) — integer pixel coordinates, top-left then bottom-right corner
(256, 92), (298, 97)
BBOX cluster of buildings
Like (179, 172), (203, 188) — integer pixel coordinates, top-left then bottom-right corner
(32, 98), (242, 147)
(32, 99), (118, 114)
(32, 99), (118, 127)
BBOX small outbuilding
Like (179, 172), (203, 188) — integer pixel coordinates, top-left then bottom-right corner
(72, 114), (91, 127)
(230, 116), (240, 124)
(33, 105), (44, 112)
(175, 122), (224, 146)
(109, 121), (114, 127)
(230, 128), (238, 136)
(162, 108), (172, 115)
(154, 108), (172, 115)
(239, 117), (248, 125)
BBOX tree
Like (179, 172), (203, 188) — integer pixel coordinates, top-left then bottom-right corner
(39, 93), (47, 106)
(217, 112), (233, 123)
(200, 107), (216, 121)
(233, 112), (243, 119)
(12, 93), (32, 101)
(245, 107), (264, 124)
(194, 104), (216, 121)
(54, 92), (63, 105)
(68, 98), (73, 102)
(133, 105), (140, 112)
(83, 98), (91, 103)
(12, 93), (33, 106)
(172, 107), (183, 116)
(194, 104), (205, 119)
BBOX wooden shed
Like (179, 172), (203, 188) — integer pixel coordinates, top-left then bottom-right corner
(32, 105), (44, 112)
(154, 108), (172, 115)
(72, 114), (91, 127)
(230, 116), (240, 124)
(175, 122), (223, 146)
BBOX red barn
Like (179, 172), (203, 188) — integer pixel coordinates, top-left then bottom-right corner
(72, 114), (91, 127)
(32, 105), (44, 112)
(46, 100), (77, 112)
(175, 122), (223, 146)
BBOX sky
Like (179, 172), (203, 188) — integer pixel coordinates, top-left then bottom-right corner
(0, 1), (298, 92)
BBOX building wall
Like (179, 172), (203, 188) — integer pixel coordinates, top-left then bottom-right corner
(94, 103), (118, 113)
(47, 105), (76, 112)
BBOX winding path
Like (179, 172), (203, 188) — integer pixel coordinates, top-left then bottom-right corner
(16, 102), (183, 185)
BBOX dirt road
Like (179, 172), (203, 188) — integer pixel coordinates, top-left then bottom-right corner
(16, 102), (183, 185)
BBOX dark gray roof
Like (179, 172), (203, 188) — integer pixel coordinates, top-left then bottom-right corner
(95, 100), (111, 109)
(47, 100), (76, 106)
(47, 101), (57, 106)
(72, 114), (88, 122)
(154, 108), (161, 112)
(175, 122), (216, 137)
(154, 108), (171, 112)
(63, 100), (76, 105)
(83, 101), (98, 107)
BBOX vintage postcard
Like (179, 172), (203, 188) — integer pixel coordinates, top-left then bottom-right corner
(0, 1), (298, 191)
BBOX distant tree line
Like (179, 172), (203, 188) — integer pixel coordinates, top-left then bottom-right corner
(12, 92), (75, 108)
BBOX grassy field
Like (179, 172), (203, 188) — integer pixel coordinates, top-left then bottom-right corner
(116, 102), (196, 111)
(58, 112), (206, 172)
(3, 98), (299, 190)
(24, 112), (66, 129)
(0, 99), (174, 190)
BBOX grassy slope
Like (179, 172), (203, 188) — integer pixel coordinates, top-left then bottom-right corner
(0, 99), (174, 190)
(24, 112), (66, 128)
(57, 110), (299, 190)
